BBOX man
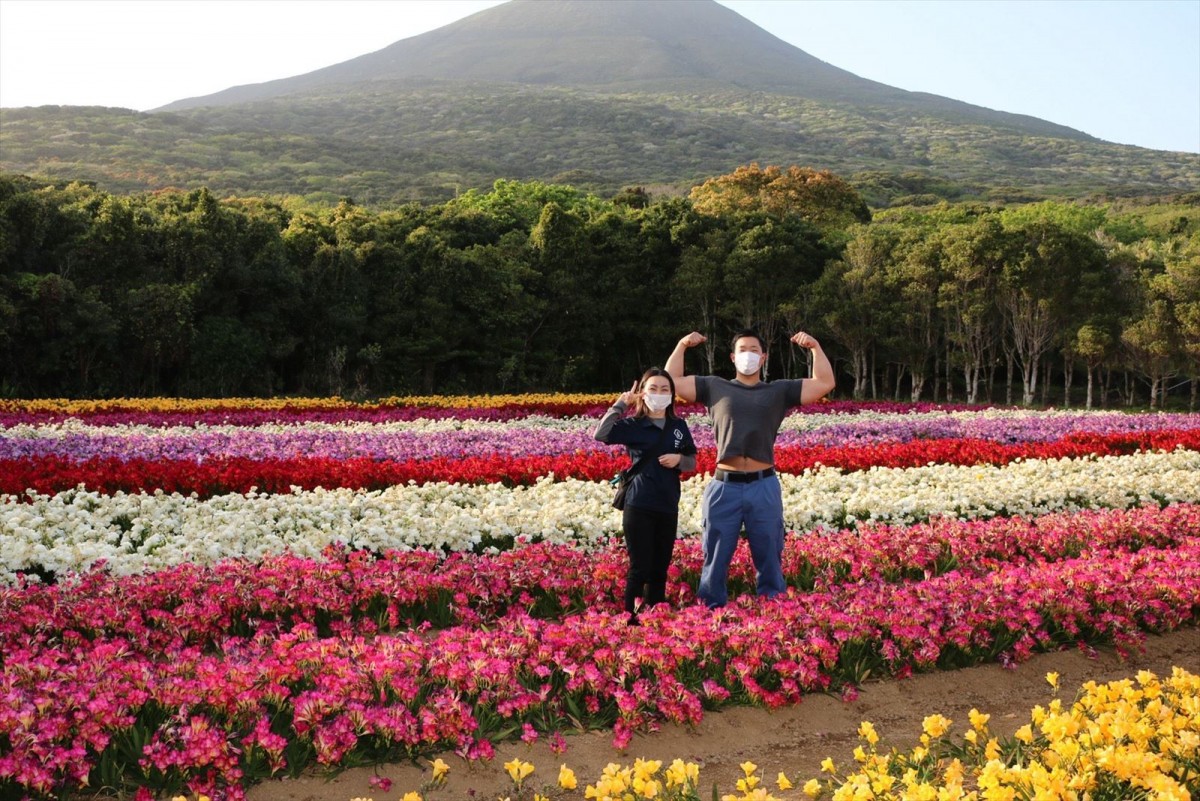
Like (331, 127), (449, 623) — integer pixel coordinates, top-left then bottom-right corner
(666, 328), (835, 607)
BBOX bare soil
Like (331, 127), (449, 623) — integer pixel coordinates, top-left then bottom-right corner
(247, 626), (1199, 801)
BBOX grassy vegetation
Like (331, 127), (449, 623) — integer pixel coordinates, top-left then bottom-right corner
(3, 83), (1197, 208)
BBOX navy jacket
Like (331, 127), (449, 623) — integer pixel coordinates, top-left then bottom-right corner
(596, 406), (696, 514)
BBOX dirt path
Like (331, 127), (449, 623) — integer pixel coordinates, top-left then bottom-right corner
(248, 626), (1199, 801)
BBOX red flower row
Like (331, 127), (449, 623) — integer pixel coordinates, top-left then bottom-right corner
(2, 429), (1197, 498)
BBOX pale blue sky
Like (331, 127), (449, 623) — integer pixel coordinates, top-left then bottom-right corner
(1, 0), (1197, 154)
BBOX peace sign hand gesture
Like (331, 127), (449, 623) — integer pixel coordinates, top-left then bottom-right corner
(618, 380), (641, 407)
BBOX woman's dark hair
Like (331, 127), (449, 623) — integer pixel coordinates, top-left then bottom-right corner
(635, 367), (677, 419)
(729, 327), (767, 352)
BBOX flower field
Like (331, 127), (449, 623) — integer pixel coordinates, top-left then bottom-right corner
(1, 396), (1198, 800)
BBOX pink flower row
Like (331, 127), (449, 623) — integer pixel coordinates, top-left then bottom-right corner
(4, 504), (1196, 656)
(2, 508), (1198, 799)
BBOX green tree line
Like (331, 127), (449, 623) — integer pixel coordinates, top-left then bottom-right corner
(1, 171), (1197, 407)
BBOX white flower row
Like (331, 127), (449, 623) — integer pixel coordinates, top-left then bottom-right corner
(8, 407), (1197, 441)
(2, 448), (1197, 582)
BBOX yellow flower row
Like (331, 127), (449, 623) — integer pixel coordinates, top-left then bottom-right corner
(811, 666), (1199, 801)
(305, 667), (1198, 801)
(0, 394), (614, 413)
(1, 397), (353, 413)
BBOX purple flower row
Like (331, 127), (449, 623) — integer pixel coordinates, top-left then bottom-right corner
(779, 410), (1200, 447)
(5, 410), (1199, 463)
(0, 426), (610, 462)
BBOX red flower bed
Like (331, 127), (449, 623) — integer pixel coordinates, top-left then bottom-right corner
(3, 429), (1197, 498)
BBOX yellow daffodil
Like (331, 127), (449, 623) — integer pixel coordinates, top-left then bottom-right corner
(504, 758), (534, 787)
(736, 773), (761, 792)
(922, 714), (952, 739)
(984, 738), (1001, 761)
(665, 759), (700, 788)
(903, 783), (936, 800)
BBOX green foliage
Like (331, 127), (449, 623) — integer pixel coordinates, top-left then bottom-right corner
(3, 85), (1198, 208)
(0, 171), (1196, 405)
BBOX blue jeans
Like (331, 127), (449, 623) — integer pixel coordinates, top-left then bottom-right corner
(697, 475), (787, 608)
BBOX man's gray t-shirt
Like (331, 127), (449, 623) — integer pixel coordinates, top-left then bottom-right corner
(694, 376), (804, 464)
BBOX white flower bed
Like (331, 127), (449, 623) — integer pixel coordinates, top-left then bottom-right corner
(3, 448), (1197, 582)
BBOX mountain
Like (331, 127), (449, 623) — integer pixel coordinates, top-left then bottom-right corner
(159, 0), (1088, 142)
(3, 0), (1197, 206)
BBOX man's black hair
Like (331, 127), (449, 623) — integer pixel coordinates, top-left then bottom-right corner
(729, 328), (766, 352)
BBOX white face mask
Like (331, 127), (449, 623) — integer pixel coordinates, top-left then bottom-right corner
(643, 393), (672, 412)
(733, 351), (762, 376)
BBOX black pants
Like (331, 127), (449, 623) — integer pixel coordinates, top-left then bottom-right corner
(622, 506), (678, 614)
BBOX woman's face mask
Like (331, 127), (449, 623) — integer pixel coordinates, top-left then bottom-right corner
(643, 386), (672, 410)
(733, 351), (762, 376)
(643, 392), (672, 412)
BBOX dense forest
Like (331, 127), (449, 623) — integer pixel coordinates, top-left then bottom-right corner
(1, 167), (1197, 407)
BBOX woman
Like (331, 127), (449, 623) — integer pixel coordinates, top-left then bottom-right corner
(594, 368), (697, 625)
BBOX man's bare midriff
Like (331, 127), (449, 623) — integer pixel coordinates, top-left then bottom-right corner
(717, 455), (773, 472)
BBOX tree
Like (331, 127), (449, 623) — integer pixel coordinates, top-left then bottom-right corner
(937, 218), (1007, 404)
(885, 231), (944, 401)
(281, 206), (369, 394)
(1072, 324), (1115, 408)
(1122, 272), (1182, 409)
(1000, 220), (1107, 405)
(448, 179), (594, 232)
(719, 215), (824, 378)
(815, 224), (897, 398)
(998, 200), (1106, 237)
(123, 282), (199, 394)
(1159, 244), (1200, 409)
(689, 164), (871, 233)
(527, 202), (593, 388)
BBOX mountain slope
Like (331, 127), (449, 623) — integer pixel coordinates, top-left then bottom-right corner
(5, 88), (1196, 208)
(157, 0), (1090, 142)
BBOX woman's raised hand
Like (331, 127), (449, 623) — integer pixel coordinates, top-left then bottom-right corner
(618, 380), (641, 407)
